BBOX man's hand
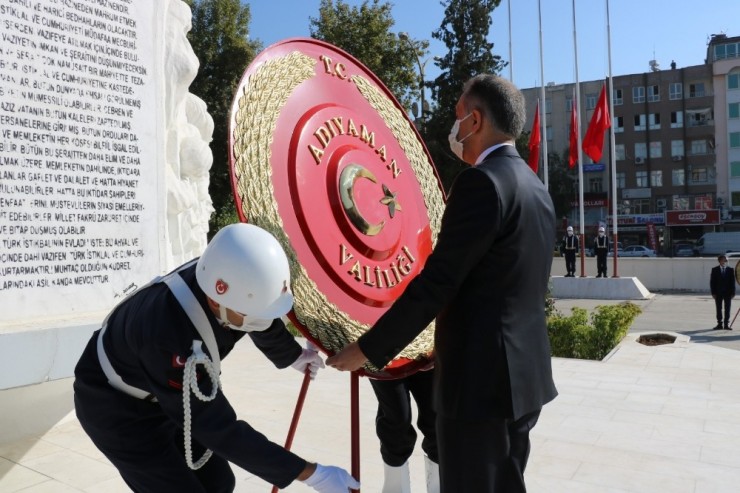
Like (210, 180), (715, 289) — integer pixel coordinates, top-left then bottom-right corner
(325, 341), (367, 372)
(302, 463), (360, 492)
(290, 344), (325, 380)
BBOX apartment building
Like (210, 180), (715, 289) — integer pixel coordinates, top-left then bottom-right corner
(522, 33), (740, 253)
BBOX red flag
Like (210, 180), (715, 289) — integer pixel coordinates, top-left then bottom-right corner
(527, 101), (541, 173)
(582, 84), (612, 162)
(568, 96), (578, 169)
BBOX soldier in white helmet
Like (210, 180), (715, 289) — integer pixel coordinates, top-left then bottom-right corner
(73, 223), (360, 493)
(593, 226), (610, 277)
(560, 226), (579, 277)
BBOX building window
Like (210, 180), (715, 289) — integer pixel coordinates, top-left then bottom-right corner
(730, 102), (740, 119)
(671, 140), (684, 157)
(687, 109), (712, 127)
(586, 93), (597, 110)
(635, 142), (647, 159)
(689, 140), (708, 155)
(589, 178), (602, 193)
(730, 161), (740, 178)
(636, 170), (648, 187)
(566, 95), (573, 111)
(545, 99), (552, 114)
(632, 86), (645, 103)
(634, 114), (646, 131)
(613, 88), (623, 105)
(669, 82), (683, 100)
(647, 85), (660, 102)
(651, 170), (663, 187)
(732, 191), (740, 208)
(731, 132), (740, 148)
(616, 172), (625, 188)
(546, 125), (553, 142)
(649, 142), (662, 158)
(688, 83), (705, 98)
(672, 169), (685, 186)
(729, 73), (740, 90)
(648, 113), (661, 130)
(691, 167), (708, 183)
(614, 115), (624, 133)
(615, 144), (625, 161)
(670, 111), (683, 128)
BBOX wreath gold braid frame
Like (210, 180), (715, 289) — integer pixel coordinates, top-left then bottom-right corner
(232, 51), (445, 372)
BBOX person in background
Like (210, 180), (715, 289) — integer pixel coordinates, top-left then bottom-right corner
(369, 369), (439, 493)
(73, 224), (359, 493)
(561, 225), (579, 277)
(327, 74), (558, 493)
(593, 226), (609, 278)
(710, 254), (736, 330)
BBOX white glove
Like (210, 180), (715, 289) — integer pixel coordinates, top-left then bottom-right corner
(303, 464), (360, 492)
(290, 344), (325, 380)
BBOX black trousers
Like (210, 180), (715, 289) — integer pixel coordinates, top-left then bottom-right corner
(564, 252), (576, 274)
(369, 369), (438, 466)
(596, 253), (607, 276)
(715, 296), (732, 325)
(74, 391), (235, 493)
(436, 409), (541, 493)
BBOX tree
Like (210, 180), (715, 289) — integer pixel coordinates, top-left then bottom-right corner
(426, 0), (507, 191)
(184, 0), (262, 234)
(309, 0), (423, 110)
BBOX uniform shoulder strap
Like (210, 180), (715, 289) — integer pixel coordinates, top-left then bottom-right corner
(162, 269), (221, 376)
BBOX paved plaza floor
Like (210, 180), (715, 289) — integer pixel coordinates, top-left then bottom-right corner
(2, 293), (740, 492)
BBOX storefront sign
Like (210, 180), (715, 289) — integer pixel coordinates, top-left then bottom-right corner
(607, 213), (665, 226)
(665, 209), (720, 226)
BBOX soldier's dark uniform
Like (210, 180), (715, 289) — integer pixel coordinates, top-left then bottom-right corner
(73, 263), (306, 492)
(560, 233), (579, 277)
(593, 233), (610, 277)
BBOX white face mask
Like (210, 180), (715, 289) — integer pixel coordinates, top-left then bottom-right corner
(567, 231), (573, 236)
(599, 232), (605, 237)
(218, 305), (272, 332)
(448, 113), (473, 160)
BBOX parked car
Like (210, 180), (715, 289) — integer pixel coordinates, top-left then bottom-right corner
(620, 245), (657, 257)
(607, 247), (624, 257)
(674, 244), (695, 257)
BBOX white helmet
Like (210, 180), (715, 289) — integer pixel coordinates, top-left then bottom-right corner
(567, 226), (574, 232)
(196, 223), (293, 319)
(598, 227), (605, 233)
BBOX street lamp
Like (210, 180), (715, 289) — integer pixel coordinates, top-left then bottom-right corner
(398, 32), (434, 129)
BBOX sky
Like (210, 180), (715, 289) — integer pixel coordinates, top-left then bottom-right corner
(247, 0), (740, 91)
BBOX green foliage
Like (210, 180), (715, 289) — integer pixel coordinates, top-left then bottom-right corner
(309, 0), (422, 110)
(546, 151), (576, 222)
(425, 0), (507, 192)
(184, 0), (262, 236)
(547, 302), (642, 360)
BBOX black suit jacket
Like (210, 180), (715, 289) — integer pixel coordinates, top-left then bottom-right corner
(358, 146), (558, 421)
(710, 265), (736, 298)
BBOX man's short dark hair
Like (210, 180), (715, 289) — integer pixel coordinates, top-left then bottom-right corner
(462, 74), (526, 139)
(719, 255), (727, 261)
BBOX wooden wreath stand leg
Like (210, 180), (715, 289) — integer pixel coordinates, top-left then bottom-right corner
(271, 370), (361, 492)
(271, 371), (311, 493)
(351, 371), (360, 492)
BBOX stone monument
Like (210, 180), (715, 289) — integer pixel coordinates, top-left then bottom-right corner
(0, 0), (213, 442)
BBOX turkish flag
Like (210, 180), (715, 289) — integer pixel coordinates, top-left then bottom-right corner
(582, 84), (612, 162)
(568, 97), (578, 169)
(527, 101), (541, 173)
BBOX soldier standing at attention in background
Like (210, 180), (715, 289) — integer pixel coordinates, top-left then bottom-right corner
(561, 226), (579, 277)
(594, 226), (609, 278)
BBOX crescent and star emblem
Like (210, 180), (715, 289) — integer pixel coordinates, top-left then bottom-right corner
(339, 163), (402, 236)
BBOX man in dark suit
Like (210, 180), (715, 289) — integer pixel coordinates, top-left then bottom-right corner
(327, 74), (558, 492)
(710, 254), (736, 330)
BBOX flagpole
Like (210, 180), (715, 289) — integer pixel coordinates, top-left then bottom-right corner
(572, 0), (585, 277)
(538, 0), (548, 189)
(606, 0), (619, 277)
(508, 0), (513, 81)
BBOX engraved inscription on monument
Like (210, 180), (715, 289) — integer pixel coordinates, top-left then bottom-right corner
(0, 0), (162, 322)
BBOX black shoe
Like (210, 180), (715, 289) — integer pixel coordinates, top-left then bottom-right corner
(714, 324), (723, 330)
(725, 325), (732, 330)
